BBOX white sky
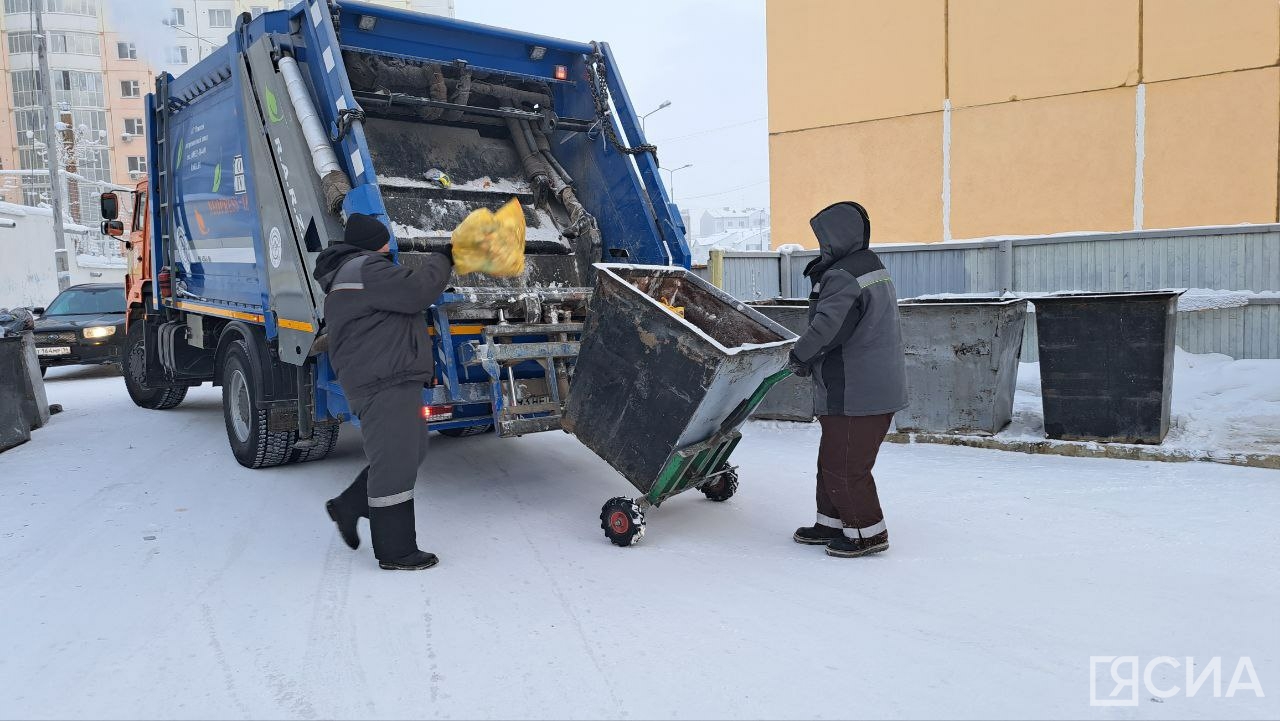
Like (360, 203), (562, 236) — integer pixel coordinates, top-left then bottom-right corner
(455, 0), (771, 216)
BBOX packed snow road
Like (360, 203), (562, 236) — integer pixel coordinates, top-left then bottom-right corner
(2, 367), (1277, 720)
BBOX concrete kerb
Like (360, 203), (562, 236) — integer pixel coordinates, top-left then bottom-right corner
(885, 431), (1280, 470)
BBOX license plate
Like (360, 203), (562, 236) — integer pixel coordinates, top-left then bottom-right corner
(37, 346), (71, 357)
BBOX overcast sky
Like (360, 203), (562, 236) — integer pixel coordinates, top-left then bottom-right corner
(455, 0), (771, 215)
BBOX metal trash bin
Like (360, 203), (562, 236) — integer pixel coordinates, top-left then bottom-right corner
(748, 299), (814, 422)
(17, 332), (50, 430)
(1032, 290), (1182, 444)
(563, 264), (796, 546)
(0, 335), (33, 452)
(896, 297), (1028, 435)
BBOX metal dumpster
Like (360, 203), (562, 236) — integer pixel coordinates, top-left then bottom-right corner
(748, 299), (814, 422)
(563, 264), (796, 546)
(0, 335), (33, 452)
(896, 297), (1028, 435)
(1032, 290), (1182, 444)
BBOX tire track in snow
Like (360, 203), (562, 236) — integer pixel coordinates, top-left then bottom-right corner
(200, 603), (252, 718)
(301, 536), (374, 717)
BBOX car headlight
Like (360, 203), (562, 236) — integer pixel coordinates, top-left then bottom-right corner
(83, 325), (116, 339)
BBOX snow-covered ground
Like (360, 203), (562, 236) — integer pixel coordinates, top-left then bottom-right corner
(1005, 350), (1280, 459)
(2, 367), (1278, 720)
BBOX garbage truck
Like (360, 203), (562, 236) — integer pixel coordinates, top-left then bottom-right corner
(99, 0), (691, 469)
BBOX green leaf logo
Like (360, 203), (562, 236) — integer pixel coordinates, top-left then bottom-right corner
(212, 162), (222, 192)
(175, 138), (184, 167)
(265, 88), (283, 123)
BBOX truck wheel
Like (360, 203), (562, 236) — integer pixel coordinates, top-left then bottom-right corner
(123, 322), (188, 410)
(222, 339), (294, 468)
(288, 424), (340, 464)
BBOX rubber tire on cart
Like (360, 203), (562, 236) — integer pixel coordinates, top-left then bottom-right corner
(221, 339), (295, 469)
(288, 423), (340, 464)
(123, 322), (187, 410)
(439, 424), (494, 438)
(600, 497), (645, 547)
(700, 464), (739, 502)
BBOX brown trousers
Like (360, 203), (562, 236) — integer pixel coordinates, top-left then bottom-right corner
(815, 413), (893, 539)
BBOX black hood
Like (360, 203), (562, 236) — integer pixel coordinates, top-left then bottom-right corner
(313, 243), (369, 291)
(805, 201), (870, 277)
(35, 312), (124, 331)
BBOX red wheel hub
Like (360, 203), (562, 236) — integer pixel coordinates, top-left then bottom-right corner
(608, 510), (630, 533)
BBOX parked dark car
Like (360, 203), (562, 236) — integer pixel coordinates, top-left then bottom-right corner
(32, 283), (127, 376)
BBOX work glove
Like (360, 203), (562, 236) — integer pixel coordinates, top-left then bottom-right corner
(787, 351), (811, 378)
(450, 198), (526, 277)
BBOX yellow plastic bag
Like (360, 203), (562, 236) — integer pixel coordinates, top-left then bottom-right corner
(450, 198), (526, 277)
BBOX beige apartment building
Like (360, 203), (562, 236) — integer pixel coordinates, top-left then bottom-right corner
(767, 0), (1280, 247)
(0, 0), (452, 225)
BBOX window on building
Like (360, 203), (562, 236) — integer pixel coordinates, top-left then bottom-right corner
(117, 41), (137, 60)
(167, 46), (188, 64)
(53, 70), (105, 107)
(49, 31), (100, 56)
(128, 156), (147, 175)
(124, 118), (145, 136)
(168, 7), (186, 26)
(208, 9), (233, 27)
(4, 0), (98, 15)
(121, 79), (141, 98)
(250, 5), (267, 17)
(7, 31), (35, 54)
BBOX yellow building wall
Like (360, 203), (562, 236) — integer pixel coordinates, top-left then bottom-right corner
(1142, 0), (1280, 82)
(766, 0), (1280, 248)
(1143, 68), (1280, 229)
(769, 113), (942, 246)
(766, 0), (945, 133)
(950, 87), (1136, 239)
(948, 0), (1139, 108)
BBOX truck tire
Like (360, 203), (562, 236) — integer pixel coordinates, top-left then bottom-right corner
(123, 322), (188, 410)
(222, 339), (295, 468)
(288, 424), (340, 464)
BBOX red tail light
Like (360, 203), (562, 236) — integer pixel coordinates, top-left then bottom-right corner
(422, 405), (454, 421)
(553, 65), (568, 81)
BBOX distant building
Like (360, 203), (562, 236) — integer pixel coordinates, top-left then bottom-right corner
(0, 0), (454, 228)
(679, 208), (692, 239)
(689, 226), (771, 266)
(699, 207), (768, 237)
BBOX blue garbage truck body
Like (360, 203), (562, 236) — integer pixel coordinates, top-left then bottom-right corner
(119, 0), (689, 467)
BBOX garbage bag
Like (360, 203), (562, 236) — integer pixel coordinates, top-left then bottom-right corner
(0, 307), (35, 337)
(450, 198), (526, 277)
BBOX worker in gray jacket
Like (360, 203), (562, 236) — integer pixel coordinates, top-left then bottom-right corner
(313, 213), (453, 571)
(787, 201), (908, 558)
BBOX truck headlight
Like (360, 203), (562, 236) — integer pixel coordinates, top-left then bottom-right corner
(83, 325), (116, 339)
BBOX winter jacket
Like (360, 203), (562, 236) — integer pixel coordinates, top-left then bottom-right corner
(312, 243), (453, 400)
(792, 202), (908, 417)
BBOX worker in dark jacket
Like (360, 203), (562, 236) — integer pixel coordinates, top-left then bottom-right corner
(788, 201), (907, 558)
(313, 213), (453, 570)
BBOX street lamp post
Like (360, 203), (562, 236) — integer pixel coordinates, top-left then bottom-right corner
(640, 100), (672, 134)
(660, 163), (693, 200)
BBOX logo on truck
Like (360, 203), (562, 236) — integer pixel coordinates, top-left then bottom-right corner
(269, 227), (283, 268)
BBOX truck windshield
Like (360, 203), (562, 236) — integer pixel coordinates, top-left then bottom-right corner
(44, 287), (126, 316)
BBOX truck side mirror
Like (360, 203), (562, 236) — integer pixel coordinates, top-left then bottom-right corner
(99, 191), (119, 220)
(32, 307), (45, 316)
(102, 219), (125, 237)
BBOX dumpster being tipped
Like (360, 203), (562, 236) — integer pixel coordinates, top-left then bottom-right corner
(563, 264), (796, 546)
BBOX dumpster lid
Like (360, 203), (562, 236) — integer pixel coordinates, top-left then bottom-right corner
(596, 264), (796, 356)
(899, 295), (1026, 306)
(1030, 289), (1186, 304)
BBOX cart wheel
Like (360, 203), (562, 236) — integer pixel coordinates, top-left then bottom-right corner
(701, 465), (739, 502)
(600, 497), (645, 547)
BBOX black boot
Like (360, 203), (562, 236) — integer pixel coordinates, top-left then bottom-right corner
(326, 467), (368, 550)
(793, 524), (845, 545)
(826, 530), (890, 558)
(369, 500), (438, 571)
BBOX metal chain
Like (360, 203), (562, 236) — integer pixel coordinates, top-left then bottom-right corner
(586, 45), (659, 165)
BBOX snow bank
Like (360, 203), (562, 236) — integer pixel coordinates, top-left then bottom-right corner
(1003, 349), (1280, 458)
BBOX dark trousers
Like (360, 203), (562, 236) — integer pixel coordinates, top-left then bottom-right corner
(334, 381), (430, 514)
(815, 413), (892, 539)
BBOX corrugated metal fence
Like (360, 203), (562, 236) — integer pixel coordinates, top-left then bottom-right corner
(704, 225), (1280, 360)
